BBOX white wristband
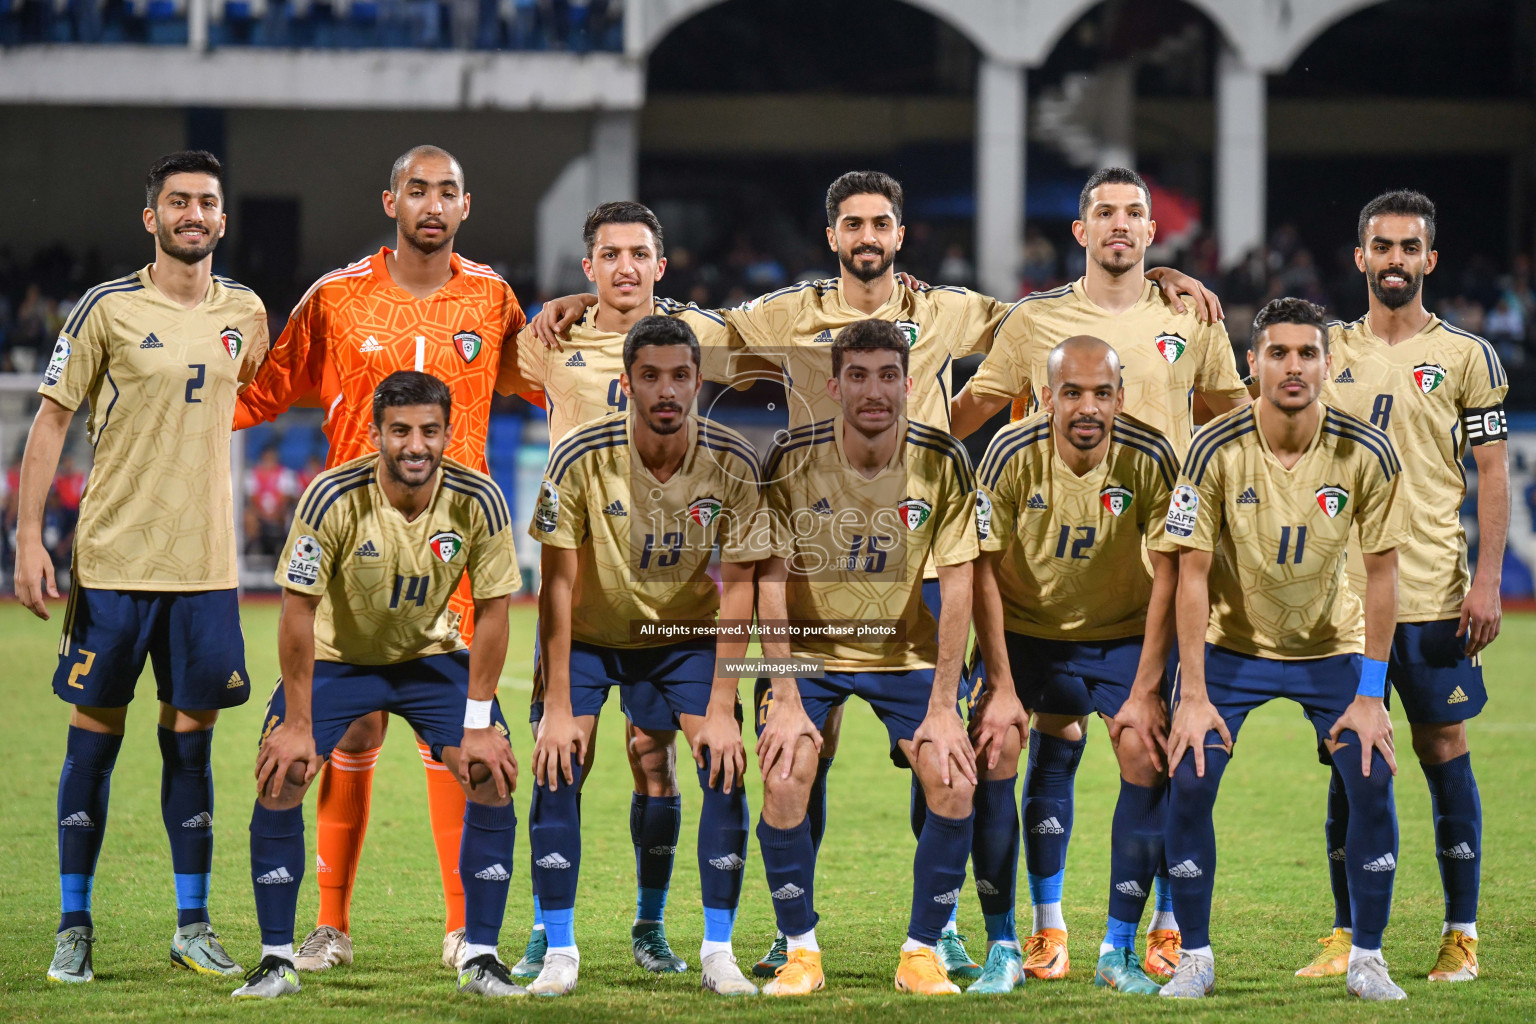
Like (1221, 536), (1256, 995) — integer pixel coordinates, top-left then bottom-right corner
(463, 699), (493, 730)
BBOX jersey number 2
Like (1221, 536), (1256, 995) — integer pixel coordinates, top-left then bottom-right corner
(185, 364), (206, 403)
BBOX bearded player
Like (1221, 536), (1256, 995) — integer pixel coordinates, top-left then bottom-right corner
(234, 145), (527, 971)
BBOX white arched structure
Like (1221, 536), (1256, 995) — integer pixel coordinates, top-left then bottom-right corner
(620, 0), (1392, 293)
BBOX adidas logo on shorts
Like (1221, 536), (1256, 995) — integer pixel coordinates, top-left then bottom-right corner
(60, 811), (94, 827)
(181, 811), (213, 828)
(1115, 880), (1147, 898)
(1442, 843), (1476, 860)
(1362, 853), (1397, 872)
(648, 844), (676, 855)
(1329, 847), (1346, 862)
(1030, 816), (1064, 835)
(933, 888), (961, 905)
(536, 853), (572, 869)
(1169, 859), (1203, 879)
(975, 879), (1000, 896)
(141, 333), (163, 349)
(709, 854), (745, 871)
(565, 352), (586, 367)
(256, 867), (295, 884)
(1448, 686), (1469, 704)
(771, 883), (805, 900)
(475, 863), (510, 881)
(227, 672), (245, 689)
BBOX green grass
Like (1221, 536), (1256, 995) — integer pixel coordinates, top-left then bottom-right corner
(1, 600), (1533, 1022)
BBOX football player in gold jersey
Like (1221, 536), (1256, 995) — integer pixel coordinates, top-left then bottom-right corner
(753, 320), (978, 997)
(235, 372), (524, 1000)
(1298, 191), (1508, 982)
(525, 315), (774, 997)
(968, 336), (1179, 995)
(16, 151), (267, 984)
(1157, 299), (1410, 1002)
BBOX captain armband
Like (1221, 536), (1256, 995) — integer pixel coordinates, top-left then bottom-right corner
(1461, 405), (1507, 445)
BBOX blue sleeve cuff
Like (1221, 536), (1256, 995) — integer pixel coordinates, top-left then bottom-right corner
(1357, 657), (1388, 698)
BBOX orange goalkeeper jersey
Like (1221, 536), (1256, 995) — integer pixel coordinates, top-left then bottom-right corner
(235, 247), (527, 470)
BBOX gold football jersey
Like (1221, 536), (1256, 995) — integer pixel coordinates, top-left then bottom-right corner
(765, 416), (978, 672)
(502, 298), (757, 446)
(720, 279), (1009, 429)
(1324, 315), (1509, 621)
(1154, 404), (1408, 660)
(40, 267), (269, 591)
(969, 279), (1246, 456)
(978, 412), (1178, 640)
(529, 412), (775, 649)
(278, 455), (521, 664)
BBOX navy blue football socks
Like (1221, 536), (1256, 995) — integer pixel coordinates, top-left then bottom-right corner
(757, 817), (817, 937)
(530, 759), (583, 947)
(57, 726), (123, 932)
(696, 760), (749, 924)
(461, 800), (517, 947)
(249, 802), (305, 946)
(1332, 738), (1398, 949)
(1164, 747), (1230, 949)
(159, 726), (215, 927)
(910, 809), (973, 945)
(1106, 778), (1164, 929)
(631, 793), (680, 922)
(808, 757), (833, 855)
(1023, 730), (1085, 906)
(1325, 762), (1353, 929)
(1423, 752), (1481, 926)
(971, 776), (1019, 942)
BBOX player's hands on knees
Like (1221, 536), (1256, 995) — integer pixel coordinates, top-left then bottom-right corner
(692, 705), (746, 795)
(1146, 266), (1224, 323)
(915, 705), (978, 788)
(1329, 697), (1397, 777)
(1458, 577), (1502, 656)
(527, 295), (593, 350)
(256, 724), (319, 800)
(460, 726), (519, 798)
(14, 535), (58, 619)
(532, 710), (586, 791)
(1111, 687), (1170, 773)
(756, 696), (823, 783)
(1165, 695), (1231, 779)
(969, 690), (1029, 772)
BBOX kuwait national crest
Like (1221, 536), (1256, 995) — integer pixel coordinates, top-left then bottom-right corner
(429, 531), (464, 562)
(453, 330), (483, 364)
(1154, 333), (1187, 364)
(898, 496), (932, 531)
(1315, 486), (1349, 519)
(220, 326), (243, 360)
(1412, 362), (1446, 395)
(894, 320), (920, 346)
(688, 496), (723, 527)
(1100, 486), (1133, 517)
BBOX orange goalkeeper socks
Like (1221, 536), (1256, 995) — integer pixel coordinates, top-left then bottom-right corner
(420, 741), (468, 934)
(314, 746), (381, 935)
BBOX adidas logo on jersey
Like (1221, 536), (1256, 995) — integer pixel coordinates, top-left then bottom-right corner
(1114, 880), (1147, 898)
(648, 844), (676, 856)
(933, 888), (961, 906)
(565, 352), (586, 367)
(181, 811), (213, 829)
(975, 879), (1000, 896)
(475, 863), (510, 881)
(1238, 487), (1260, 505)
(256, 866), (295, 884)
(1169, 859), (1203, 879)
(1362, 853), (1397, 872)
(360, 336), (383, 353)
(1334, 368), (1355, 383)
(813, 330), (833, 343)
(1442, 842), (1476, 860)
(709, 854), (745, 871)
(771, 883), (805, 900)
(1448, 686), (1469, 704)
(1026, 493), (1048, 511)
(355, 540), (381, 558)
(1030, 816), (1064, 835)
(227, 672), (244, 689)
(536, 853), (572, 869)
(60, 811), (94, 827)
(1328, 847), (1346, 862)
(605, 500), (628, 517)
(811, 497), (833, 516)
(141, 332), (163, 349)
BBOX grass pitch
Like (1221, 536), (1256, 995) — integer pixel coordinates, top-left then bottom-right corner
(1, 600), (1533, 1023)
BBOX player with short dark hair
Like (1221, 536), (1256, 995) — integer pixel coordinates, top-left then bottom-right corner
(523, 316), (773, 997)
(17, 150), (269, 983)
(1297, 191), (1509, 982)
(753, 320), (979, 996)
(234, 145), (530, 973)
(233, 371), (524, 999)
(968, 335), (1180, 995)
(1156, 298), (1409, 1001)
